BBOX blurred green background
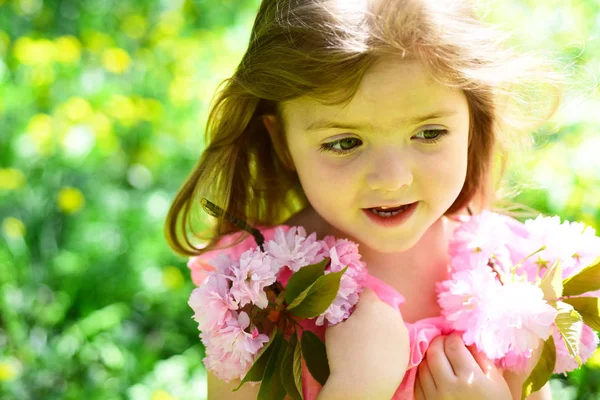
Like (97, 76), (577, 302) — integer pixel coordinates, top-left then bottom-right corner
(0, 0), (599, 399)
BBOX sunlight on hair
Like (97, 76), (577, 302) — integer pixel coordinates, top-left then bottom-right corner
(322, 0), (369, 23)
(321, 0), (370, 53)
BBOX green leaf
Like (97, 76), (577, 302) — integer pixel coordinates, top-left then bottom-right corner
(294, 332), (304, 394)
(562, 257), (600, 297)
(555, 301), (583, 365)
(521, 335), (556, 400)
(301, 330), (330, 387)
(285, 259), (328, 305)
(280, 331), (303, 400)
(539, 261), (562, 301)
(258, 332), (287, 400)
(287, 267), (348, 319)
(562, 297), (600, 331)
(259, 333), (287, 400)
(234, 327), (279, 392)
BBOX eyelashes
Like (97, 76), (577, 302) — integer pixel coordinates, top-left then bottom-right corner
(318, 129), (450, 155)
(319, 137), (362, 154)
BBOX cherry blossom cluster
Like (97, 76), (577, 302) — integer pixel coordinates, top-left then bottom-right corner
(437, 211), (600, 374)
(187, 226), (367, 382)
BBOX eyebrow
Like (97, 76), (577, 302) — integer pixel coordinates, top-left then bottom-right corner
(305, 110), (458, 132)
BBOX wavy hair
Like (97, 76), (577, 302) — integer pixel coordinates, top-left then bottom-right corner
(165, 0), (562, 256)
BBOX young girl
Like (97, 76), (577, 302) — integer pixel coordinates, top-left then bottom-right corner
(165, 0), (562, 398)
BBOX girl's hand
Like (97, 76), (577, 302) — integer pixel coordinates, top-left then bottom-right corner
(321, 287), (410, 399)
(414, 332), (512, 400)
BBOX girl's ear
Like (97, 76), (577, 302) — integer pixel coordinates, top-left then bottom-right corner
(262, 114), (296, 171)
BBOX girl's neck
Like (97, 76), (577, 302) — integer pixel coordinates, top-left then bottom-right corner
(359, 216), (452, 289)
(330, 214), (452, 287)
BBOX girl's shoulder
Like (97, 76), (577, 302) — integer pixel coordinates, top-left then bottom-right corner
(187, 224), (290, 286)
(284, 206), (330, 239)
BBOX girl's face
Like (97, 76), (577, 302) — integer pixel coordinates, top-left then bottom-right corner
(280, 58), (470, 253)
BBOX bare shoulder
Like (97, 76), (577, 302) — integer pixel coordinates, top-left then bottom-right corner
(284, 206), (330, 239)
(207, 370), (260, 399)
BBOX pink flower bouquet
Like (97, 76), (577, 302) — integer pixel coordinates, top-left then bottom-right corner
(437, 211), (600, 399)
(188, 220), (367, 397)
(188, 200), (600, 400)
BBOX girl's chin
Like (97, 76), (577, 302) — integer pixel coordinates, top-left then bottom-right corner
(359, 235), (421, 254)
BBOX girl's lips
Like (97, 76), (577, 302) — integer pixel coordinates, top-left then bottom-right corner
(362, 201), (419, 227)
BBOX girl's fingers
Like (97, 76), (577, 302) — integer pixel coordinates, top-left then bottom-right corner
(425, 335), (455, 386)
(443, 333), (483, 378)
(417, 359), (436, 396)
(414, 376), (426, 400)
(467, 344), (502, 379)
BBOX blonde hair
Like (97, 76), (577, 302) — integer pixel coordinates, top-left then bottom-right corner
(165, 0), (562, 257)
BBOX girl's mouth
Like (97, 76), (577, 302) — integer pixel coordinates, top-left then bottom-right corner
(362, 202), (418, 227)
(368, 204), (411, 217)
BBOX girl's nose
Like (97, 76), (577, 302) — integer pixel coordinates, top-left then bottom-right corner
(365, 150), (414, 192)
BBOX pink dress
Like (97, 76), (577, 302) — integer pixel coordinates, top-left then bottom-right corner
(188, 225), (455, 400)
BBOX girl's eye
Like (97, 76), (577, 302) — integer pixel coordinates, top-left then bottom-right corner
(319, 137), (363, 154)
(413, 129), (449, 143)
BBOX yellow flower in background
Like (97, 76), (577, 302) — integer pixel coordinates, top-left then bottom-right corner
(135, 97), (163, 122)
(55, 36), (82, 64)
(0, 359), (19, 382)
(89, 112), (112, 136)
(0, 31), (10, 56)
(83, 31), (114, 53)
(57, 187), (85, 214)
(26, 114), (55, 155)
(63, 97), (92, 121)
(2, 217), (26, 239)
(168, 77), (197, 106)
(162, 266), (184, 290)
(87, 112), (118, 153)
(151, 389), (179, 400)
(13, 37), (56, 66)
(133, 146), (161, 169)
(105, 95), (139, 127)
(0, 169), (26, 190)
(122, 14), (148, 39)
(29, 65), (56, 86)
(27, 113), (52, 136)
(101, 47), (131, 74)
(150, 11), (184, 43)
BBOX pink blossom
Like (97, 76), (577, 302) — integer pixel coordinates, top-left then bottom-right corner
(471, 281), (556, 360)
(498, 349), (534, 372)
(521, 216), (600, 280)
(188, 272), (238, 332)
(201, 311), (270, 382)
(265, 226), (324, 272)
(449, 210), (513, 275)
(321, 236), (368, 282)
(187, 226), (288, 286)
(229, 248), (278, 309)
(315, 273), (361, 326)
(437, 266), (500, 335)
(313, 237), (367, 326)
(439, 267), (557, 361)
(552, 323), (599, 375)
